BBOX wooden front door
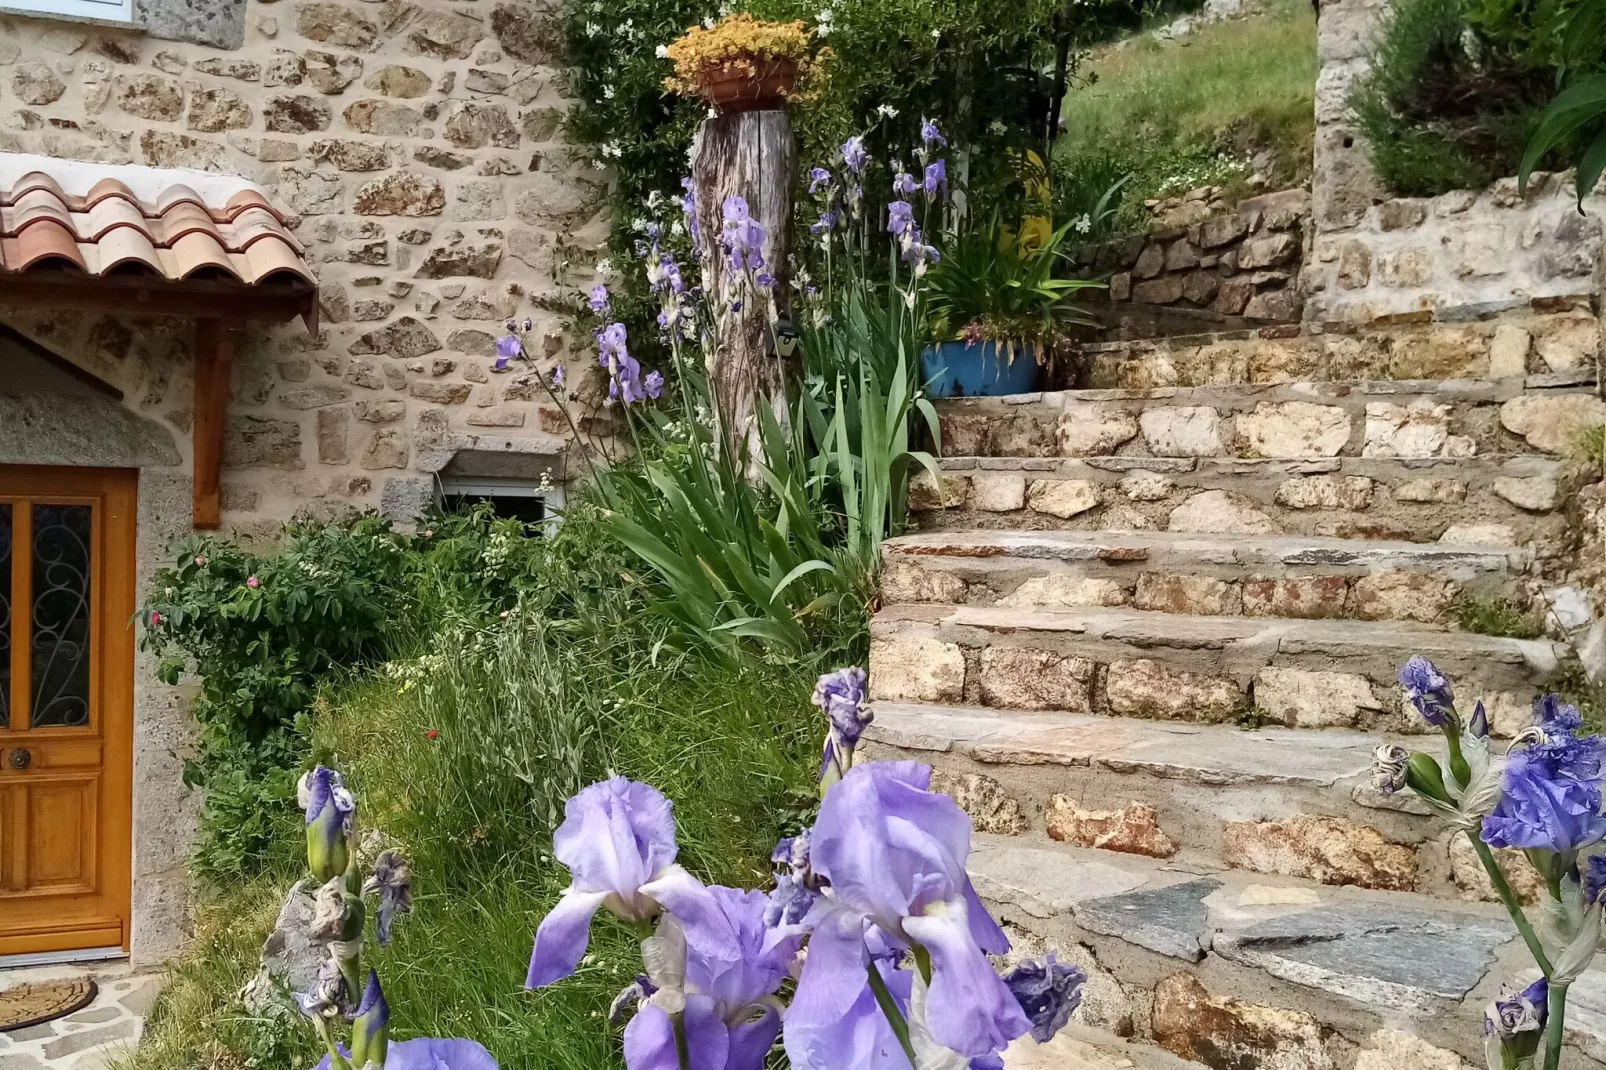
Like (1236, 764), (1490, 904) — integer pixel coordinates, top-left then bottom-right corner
(0, 466), (135, 957)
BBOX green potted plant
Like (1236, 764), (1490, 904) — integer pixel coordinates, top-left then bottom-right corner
(922, 214), (1102, 397)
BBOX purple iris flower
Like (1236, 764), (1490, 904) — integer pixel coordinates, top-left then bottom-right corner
(1484, 978), (1548, 1038)
(1586, 854), (1606, 904)
(596, 322), (629, 364)
(900, 225), (940, 271)
(350, 970), (389, 1069)
(755, 271), (777, 289)
(887, 201), (914, 238)
(921, 118), (947, 149)
(765, 830), (824, 929)
(892, 172), (919, 197)
(643, 370), (664, 400)
(493, 334), (522, 373)
(814, 667), (871, 779)
(788, 762), (1029, 1060)
(1482, 730), (1606, 854)
(810, 211), (838, 236)
(1398, 656), (1455, 728)
(809, 167), (831, 193)
(314, 1038), (499, 1070)
(551, 365), (565, 390)
(1535, 694), (1583, 733)
(924, 159), (947, 199)
(1002, 953), (1085, 1043)
(842, 136), (868, 175)
(681, 177), (701, 257)
(785, 961), (913, 1070)
(721, 196), (767, 275)
(299, 765), (354, 883)
(525, 777), (722, 988)
(589, 284), (611, 314)
(623, 886), (800, 1070)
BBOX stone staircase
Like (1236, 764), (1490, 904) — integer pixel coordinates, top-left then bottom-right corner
(867, 315), (1606, 1069)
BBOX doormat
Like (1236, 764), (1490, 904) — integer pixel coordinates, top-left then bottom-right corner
(0, 978), (98, 1031)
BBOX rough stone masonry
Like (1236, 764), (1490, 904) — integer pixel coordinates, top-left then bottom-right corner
(0, 0), (605, 542)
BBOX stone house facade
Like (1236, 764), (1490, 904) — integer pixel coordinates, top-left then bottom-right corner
(0, 0), (601, 965)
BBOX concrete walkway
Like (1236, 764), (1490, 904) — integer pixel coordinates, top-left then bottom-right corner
(0, 963), (163, 1070)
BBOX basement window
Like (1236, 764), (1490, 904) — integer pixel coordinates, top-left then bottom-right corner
(438, 476), (564, 529)
(2, 0), (132, 24)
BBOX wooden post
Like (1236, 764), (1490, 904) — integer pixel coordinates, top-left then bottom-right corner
(692, 108), (796, 455)
(191, 319), (236, 530)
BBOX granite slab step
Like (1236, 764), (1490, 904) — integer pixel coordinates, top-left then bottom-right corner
(909, 453), (1572, 550)
(881, 529), (1531, 626)
(862, 700), (1489, 902)
(960, 830), (1550, 1066)
(869, 603), (1564, 733)
(932, 375), (1602, 463)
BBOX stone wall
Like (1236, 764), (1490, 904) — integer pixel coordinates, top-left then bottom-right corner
(1075, 188), (1308, 324)
(0, 0), (605, 541)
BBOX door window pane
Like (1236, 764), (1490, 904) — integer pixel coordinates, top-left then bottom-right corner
(30, 504), (91, 728)
(0, 503), (10, 726)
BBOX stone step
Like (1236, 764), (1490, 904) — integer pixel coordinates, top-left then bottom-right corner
(933, 376), (1604, 462)
(881, 529), (1532, 628)
(1067, 303), (1600, 388)
(949, 825), (1606, 1069)
(864, 701), (1505, 903)
(867, 603), (1566, 733)
(909, 453), (1572, 550)
(1001, 1025), (1198, 1070)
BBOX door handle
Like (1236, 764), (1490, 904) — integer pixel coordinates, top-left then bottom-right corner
(6, 748), (29, 770)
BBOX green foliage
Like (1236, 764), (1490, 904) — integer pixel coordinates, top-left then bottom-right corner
(1053, 0), (1317, 232)
(1347, 0), (1581, 195)
(1519, 0), (1606, 203)
(1453, 593), (1545, 638)
(925, 214), (1104, 347)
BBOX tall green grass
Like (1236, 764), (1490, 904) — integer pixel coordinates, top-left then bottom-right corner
(125, 509), (825, 1070)
(1054, 0), (1317, 230)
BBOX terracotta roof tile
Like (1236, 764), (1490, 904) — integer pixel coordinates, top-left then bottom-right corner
(0, 152), (315, 289)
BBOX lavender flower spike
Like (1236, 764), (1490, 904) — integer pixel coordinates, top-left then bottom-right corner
(588, 284), (610, 313)
(1398, 656), (1456, 728)
(841, 135), (868, 175)
(921, 117), (947, 149)
(526, 777), (725, 988)
(299, 765), (355, 883)
(1002, 953), (1085, 1044)
(924, 159), (947, 199)
(788, 762), (1030, 1060)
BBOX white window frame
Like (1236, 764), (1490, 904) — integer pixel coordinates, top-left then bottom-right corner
(1, 0), (133, 24)
(437, 476), (565, 535)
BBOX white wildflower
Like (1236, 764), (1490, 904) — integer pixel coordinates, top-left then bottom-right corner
(655, 44), (668, 58)
(876, 104), (898, 119)
(584, 20), (601, 34)
(602, 83), (615, 99)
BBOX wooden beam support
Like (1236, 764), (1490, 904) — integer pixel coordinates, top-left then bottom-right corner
(0, 273), (315, 327)
(191, 320), (237, 530)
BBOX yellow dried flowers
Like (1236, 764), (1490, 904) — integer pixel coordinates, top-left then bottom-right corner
(663, 14), (811, 98)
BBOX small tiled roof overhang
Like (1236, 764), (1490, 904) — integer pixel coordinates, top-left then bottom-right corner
(0, 152), (316, 330)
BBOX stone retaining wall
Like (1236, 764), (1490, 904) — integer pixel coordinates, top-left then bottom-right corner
(0, 0), (603, 541)
(1073, 188), (1309, 322)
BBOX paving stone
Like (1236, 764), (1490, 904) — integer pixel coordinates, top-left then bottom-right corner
(41, 1022), (135, 1060)
(968, 844), (1153, 919)
(1253, 667), (1381, 727)
(1134, 573), (1240, 615)
(1047, 798), (1180, 860)
(869, 636), (965, 703)
(1151, 974), (1340, 1070)
(63, 1007), (121, 1025)
(979, 647), (1095, 712)
(1028, 479), (1100, 519)
(1222, 816), (1417, 891)
(928, 770), (1028, 835)
(1000, 575), (1129, 609)
(1167, 491), (1282, 535)
(1140, 406), (1221, 457)
(1058, 404), (1140, 456)
(1073, 878), (1219, 959)
(1234, 402), (1350, 459)
(1211, 901), (1514, 1014)
(1105, 658), (1245, 723)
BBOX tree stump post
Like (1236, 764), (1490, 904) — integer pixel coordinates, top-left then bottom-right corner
(691, 108), (796, 456)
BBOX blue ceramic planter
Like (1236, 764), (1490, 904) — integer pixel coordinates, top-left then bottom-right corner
(919, 340), (1040, 398)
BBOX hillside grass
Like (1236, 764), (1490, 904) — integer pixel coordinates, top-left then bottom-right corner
(1055, 0), (1317, 232)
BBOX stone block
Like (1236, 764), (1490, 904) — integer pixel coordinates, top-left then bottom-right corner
(1139, 406), (1220, 457)
(1493, 475), (1563, 512)
(1199, 213), (1248, 248)
(1132, 243), (1164, 279)
(1046, 798), (1178, 858)
(1223, 815), (1416, 890)
(1233, 401), (1351, 459)
(1167, 490), (1281, 535)
(1182, 269), (1221, 305)
(1152, 975), (1339, 1070)
(1455, 224), (1509, 278)
(1390, 325), (1489, 379)
(1242, 575), (1350, 619)
(1254, 667), (1380, 727)
(1104, 658), (1245, 722)
(315, 406), (349, 465)
(1274, 475), (1373, 510)
(1354, 1031), (1467, 1070)
(1376, 249), (1434, 288)
(928, 770), (1028, 836)
(1056, 403), (1139, 456)
(1027, 479), (1100, 519)
(1447, 832), (1544, 906)
(1164, 238), (1199, 272)
(869, 635), (965, 703)
(999, 574), (1128, 609)
(1533, 316), (1600, 372)
(908, 470), (970, 510)
(1376, 199), (1428, 231)
(1120, 470), (1174, 501)
(1440, 523), (1517, 546)
(1215, 278), (1254, 315)
(360, 426), (408, 469)
(1350, 570), (1455, 623)
(1336, 240), (1371, 288)
(1488, 325), (1531, 378)
(1237, 232), (1297, 269)
(1133, 276), (1186, 305)
(978, 647), (1094, 712)
(354, 172), (446, 216)
(365, 64), (432, 97)
(973, 473), (1027, 512)
(223, 416), (302, 469)
(1134, 572), (1240, 615)
(1363, 400), (1469, 459)
(349, 317), (440, 359)
(1392, 478), (1467, 504)
(1500, 394), (1606, 454)
(880, 558), (968, 604)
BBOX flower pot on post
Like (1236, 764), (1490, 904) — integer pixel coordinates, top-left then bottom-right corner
(666, 16), (807, 458)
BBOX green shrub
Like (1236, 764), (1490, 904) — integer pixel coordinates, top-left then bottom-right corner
(1453, 594), (1545, 639)
(1347, 0), (1557, 195)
